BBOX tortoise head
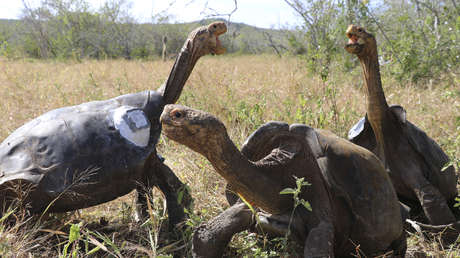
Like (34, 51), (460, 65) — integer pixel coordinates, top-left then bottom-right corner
(160, 22), (227, 104)
(189, 21), (227, 58)
(160, 104), (227, 155)
(344, 24), (376, 57)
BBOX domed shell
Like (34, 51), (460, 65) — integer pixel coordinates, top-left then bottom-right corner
(241, 121), (289, 162)
(0, 90), (164, 212)
(349, 105), (457, 200)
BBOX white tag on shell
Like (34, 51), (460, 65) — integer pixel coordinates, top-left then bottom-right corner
(113, 106), (150, 147)
(348, 117), (365, 140)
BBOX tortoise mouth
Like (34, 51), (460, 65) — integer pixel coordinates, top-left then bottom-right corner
(160, 125), (175, 139)
(344, 32), (363, 54)
(347, 32), (359, 44)
(160, 114), (176, 132)
(212, 35), (226, 55)
(160, 109), (175, 130)
(160, 120), (184, 142)
(212, 23), (227, 55)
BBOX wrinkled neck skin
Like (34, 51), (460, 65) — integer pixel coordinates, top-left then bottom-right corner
(202, 133), (292, 214)
(358, 47), (389, 119)
(358, 45), (390, 163)
(158, 37), (202, 105)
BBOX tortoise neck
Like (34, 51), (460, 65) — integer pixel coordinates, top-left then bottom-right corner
(203, 133), (290, 214)
(205, 134), (259, 190)
(358, 47), (389, 122)
(158, 39), (201, 105)
(358, 46), (389, 162)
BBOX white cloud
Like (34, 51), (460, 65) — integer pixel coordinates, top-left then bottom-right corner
(0, 1), (25, 19)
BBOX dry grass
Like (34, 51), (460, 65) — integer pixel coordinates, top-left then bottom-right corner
(0, 55), (459, 257)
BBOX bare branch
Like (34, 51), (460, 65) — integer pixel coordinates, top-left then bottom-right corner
(262, 31), (282, 58)
(201, 0), (238, 25)
(283, 0), (314, 27)
(451, 0), (459, 14)
(362, 7), (402, 65)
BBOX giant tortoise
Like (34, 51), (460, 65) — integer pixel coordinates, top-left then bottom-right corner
(160, 104), (406, 257)
(0, 22), (227, 227)
(345, 24), (458, 227)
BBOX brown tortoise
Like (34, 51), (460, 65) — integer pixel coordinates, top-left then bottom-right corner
(0, 22), (227, 227)
(160, 104), (406, 257)
(345, 24), (458, 227)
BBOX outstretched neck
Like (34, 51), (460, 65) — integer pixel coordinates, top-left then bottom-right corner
(358, 46), (389, 163)
(203, 134), (291, 214)
(205, 135), (249, 182)
(358, 47), (389, 122)
(158, 39), (200, 104)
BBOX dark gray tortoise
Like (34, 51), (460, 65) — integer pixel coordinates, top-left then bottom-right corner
(345, 24), (458, 227)
(160, 104), (406, 257)
(0, 22), (227, 227)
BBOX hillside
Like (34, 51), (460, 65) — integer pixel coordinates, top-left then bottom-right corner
(0, 18), (290, 59)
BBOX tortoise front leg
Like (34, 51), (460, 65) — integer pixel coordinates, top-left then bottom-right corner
(193, 202), (255, 258)
(136, 153), (192, 228)
(413, 180), (457, 226)
(401, 168), (457, 227)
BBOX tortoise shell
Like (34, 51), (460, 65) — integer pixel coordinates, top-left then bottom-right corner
(0, 90), (164, 212)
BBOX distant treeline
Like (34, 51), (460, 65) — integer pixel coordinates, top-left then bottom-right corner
(0, 0), (459, 83)
(0, 0), (289, 60)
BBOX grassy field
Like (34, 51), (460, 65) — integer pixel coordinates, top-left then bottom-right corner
(0, 55), (459, 257)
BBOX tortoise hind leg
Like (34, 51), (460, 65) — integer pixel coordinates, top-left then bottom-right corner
(135, 153), (192, 228)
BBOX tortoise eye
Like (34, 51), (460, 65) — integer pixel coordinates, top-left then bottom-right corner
(171, 109), (183, 118)
(213, 24), (217, 29)
(358, 28), (363, 32)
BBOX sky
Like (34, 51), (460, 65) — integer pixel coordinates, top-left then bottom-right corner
(0, 0), (302, 29)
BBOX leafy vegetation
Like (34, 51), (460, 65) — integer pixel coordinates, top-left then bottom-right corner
(285, 0), (459, 83)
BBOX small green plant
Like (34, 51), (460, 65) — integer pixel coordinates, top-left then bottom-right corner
(278, 176), (312, 254)
(61, 222), (82, 258)
(280, 176), (312, 215)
